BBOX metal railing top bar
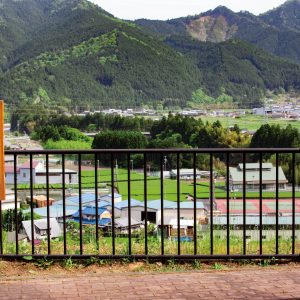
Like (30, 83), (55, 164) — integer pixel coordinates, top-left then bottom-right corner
(5, 148), (300, 155)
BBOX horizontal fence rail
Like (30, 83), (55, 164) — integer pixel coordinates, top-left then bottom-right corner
(2, 148), (300, 260)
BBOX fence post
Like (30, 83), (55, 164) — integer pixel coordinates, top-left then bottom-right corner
(0, 100), (5, 200)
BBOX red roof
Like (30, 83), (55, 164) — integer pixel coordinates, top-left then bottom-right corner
(215, 199), (300, 214)
(5, 166), (20, 173)
(20, 160), (42, 169)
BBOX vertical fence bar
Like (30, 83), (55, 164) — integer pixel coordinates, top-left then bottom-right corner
(111, 153), (115, 256)
(193, 152), (197, 255)
(46, 154), (51, 254)
(210, 153), (214, 255)
(243, 152), (246, 255)
(276, 153), (279, 255)
(160, 153), (164, 255)
(226, 152), (230, 255)
(292, 152), (296, 255)
(62, 154), (67, 255)
(259, 153), (263, 255)
(127, 153), (131, 255)
(0, 101), (4, 202)
(30, 154), (34, 254)
(95, 154), (99, 251)
(177, 152), (180, 255)
(144, 153), (148, 256)
(14, 154), (18, 255)
(78, 154), (83, 255)
(0, 101), (3, 255)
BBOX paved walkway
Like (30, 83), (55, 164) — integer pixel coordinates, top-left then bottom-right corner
(0, 268), (300, 299)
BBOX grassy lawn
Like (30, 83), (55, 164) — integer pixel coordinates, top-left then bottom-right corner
(86, 169), (299, 201)
(16, 168), (300, 200)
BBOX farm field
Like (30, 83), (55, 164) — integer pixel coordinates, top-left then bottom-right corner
(199, 115), (300, 131)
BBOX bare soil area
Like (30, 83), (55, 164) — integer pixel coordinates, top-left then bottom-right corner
(0, 259), (299, 279)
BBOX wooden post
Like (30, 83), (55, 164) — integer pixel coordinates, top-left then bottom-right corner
(0, 100), (5, 200)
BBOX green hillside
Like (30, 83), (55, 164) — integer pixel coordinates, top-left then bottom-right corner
(0, 0), (202, 108)
(0, 0), (300, 109)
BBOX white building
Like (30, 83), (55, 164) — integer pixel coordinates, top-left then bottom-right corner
(253, 107), (272, 116)
(112, 199), (207, 226)
(5, 160), (78, 185)
(229, 163), (288, 191)
(170, 169), (202, 180)
(22, 218), (61, 241)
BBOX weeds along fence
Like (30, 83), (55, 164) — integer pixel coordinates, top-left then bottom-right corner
(2, 148), (300, 260)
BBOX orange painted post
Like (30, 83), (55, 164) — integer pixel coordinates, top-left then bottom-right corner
(0, 100), (5, 200)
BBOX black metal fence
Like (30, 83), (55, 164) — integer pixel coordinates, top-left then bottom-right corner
(2, 148), (300, 260)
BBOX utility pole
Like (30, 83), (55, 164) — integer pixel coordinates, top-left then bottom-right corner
(0, 100), (6, 200)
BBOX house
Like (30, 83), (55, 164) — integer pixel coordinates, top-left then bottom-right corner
(28, 205), (78, 222)
(113, 217), (144, 234)
(112, 199), (207, 226)
(72, 206), (111, 226)
(21, 218), (61, 241)
(253, 107), (272, 116)
(113, 199), (149, 219)
(5, 160), (78, 185)
(55, 193), (101, 208)
(229, 163), (288, 192)
(170, 169), (202, 180)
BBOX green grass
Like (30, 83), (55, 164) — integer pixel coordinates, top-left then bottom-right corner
(2, 231), (299, 256)
(83, 169), (299, 200)
(16, 168), (300, 199)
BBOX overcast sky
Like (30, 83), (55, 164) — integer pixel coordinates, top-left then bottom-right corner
(90, 0), (287, 20)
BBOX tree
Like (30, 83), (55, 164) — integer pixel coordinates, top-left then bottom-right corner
(92, 130), (147, 149)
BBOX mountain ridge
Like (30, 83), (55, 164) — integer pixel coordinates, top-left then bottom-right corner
(135, 0), (300, 64)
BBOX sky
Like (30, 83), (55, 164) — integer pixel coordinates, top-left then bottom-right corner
(91, 0), (287, 20)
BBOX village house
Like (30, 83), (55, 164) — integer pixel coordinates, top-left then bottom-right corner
(113, 217), (144, 234)
(229, 163), (288, 192)
(5, 159), (78, 185)
(111, 199), (207, 226)
(30, 205), (78, 223)
(21, 218), (61, 241)
(169, 169), (202, 180)
(72, 206), (111, 226)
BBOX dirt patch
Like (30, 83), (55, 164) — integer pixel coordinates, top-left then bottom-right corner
(0, 259), (299, 280)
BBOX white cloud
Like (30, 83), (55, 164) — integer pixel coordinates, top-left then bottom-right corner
(91, 0), (287, 20)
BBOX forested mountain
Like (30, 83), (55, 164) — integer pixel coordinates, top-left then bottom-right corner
(260, 0), (300, 32)
(136, 0), (300, 64)
(0, 0), (300, 109)
(165, 36), (300, 106)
